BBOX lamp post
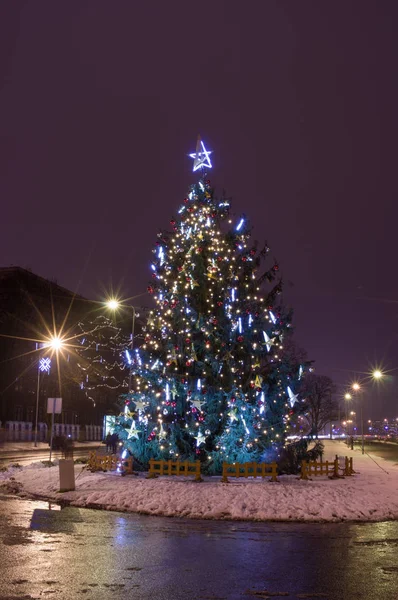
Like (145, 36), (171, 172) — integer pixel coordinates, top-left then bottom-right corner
(34, 356), (52, 447)
(344, 393), (352, 423)
(44, 336), (65, 463)
(105, 299), (138, 394)
(372, 369), (383, 419)
(352, 382), (364, 454)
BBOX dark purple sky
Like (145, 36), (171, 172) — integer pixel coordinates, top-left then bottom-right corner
(1, 1), (398, 420)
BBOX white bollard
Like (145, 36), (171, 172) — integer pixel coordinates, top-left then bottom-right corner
(59, 459), (75, 492)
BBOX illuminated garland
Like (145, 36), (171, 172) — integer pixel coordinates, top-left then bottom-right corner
(74, 316), (129, 407)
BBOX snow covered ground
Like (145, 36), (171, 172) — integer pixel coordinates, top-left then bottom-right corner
(1, 440), (397, 522)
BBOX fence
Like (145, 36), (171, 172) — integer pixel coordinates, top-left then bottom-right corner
(83, 425), (103, 441)
(222, 461), (278, 483)
(87, 451), (133, 475)
(2, 422), (103, 442)
(147, 459), (203, 482)
(300, 456), (355, 480)
(53, 423), (80, 441)
(5, 421), (34, 441)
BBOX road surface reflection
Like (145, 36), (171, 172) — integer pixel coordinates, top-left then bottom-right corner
(0, 494), (397, 599)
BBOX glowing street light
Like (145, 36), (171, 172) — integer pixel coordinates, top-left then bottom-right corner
(372, 369), (383, 380)
(42, 336), (65, 352)
(352, 382), (360, 392)
(344, 393), (352, 401)
(106, 299), (120, 311)
(48, 336), (64, 351)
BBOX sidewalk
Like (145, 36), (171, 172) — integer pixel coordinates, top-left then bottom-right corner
(0, 441), (104, 453)
(323, 439), (396, 473)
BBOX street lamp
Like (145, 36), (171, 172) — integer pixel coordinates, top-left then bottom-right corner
(34, 356), (51, 447)
(372, 369), (383, 380)
(106, 299), (120, 311)
(352, 382), (364, 455)
(105, 299), (138, 393)
(344, 393), (352, 431)
(34, 335), (65, 449)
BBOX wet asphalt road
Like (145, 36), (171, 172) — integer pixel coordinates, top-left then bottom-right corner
(1, 495), (398, 600)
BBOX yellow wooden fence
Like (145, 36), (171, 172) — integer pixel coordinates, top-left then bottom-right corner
(300, 455), (355, 480)
(222, 461), (278, 483)
(88, 452), (118, 472)
(87, 452), (133, 475)
(147, 459), (203, 482)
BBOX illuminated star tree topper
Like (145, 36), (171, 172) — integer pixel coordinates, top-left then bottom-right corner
(189, 135), (212, 172)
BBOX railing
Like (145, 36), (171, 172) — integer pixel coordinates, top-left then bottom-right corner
(300, 455), (355, 480)
(84, 425), (103, 441)
(147, 459), (203, 482)
(221, 461), (278, 483)
(54, 423), (80, 441)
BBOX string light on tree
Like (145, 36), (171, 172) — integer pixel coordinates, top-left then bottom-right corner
(112, 136), (305, 471)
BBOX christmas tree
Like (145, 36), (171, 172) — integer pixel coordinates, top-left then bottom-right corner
(114, 137), (303, 472)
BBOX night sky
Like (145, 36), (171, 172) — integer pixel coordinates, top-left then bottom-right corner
(1, 1), (398, 419)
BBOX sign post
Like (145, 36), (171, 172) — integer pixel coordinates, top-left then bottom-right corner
(47, 397), (62, 464)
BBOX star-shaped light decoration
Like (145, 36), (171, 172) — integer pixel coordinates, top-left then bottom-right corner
(134, 400), (147, 412)
(170, 348), (178, 365)
(127, 421), (141, 439)
(228, 408), (239, 423)
(191, 398), (206, 412)
(222, 351), (234, 363)
(191, 343), (198, 361)
(158, 424), (168, 440)
(287, 386), (299, 408)
(194, 430), (206, 447)
(263, 331), (276, 352)
(189, 135), (212, 172)
(123, 409), (135, 419)
(254, 375), (263, 388)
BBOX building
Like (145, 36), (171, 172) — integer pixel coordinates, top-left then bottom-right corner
(0, 268), (129, 435)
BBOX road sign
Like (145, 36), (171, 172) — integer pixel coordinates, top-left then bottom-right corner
(47, 398), (62, 414)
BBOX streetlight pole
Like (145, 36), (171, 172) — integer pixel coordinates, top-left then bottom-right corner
(360, 399), (364, 455)
(44, 336), (64, 463)
(34, 355), (52, 447)
(105, 299), (140, 394)
(34, 367), (40, 447)
(352, 383), (364, 455)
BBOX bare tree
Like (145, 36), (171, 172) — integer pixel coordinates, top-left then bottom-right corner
(299, 374), (337, 438)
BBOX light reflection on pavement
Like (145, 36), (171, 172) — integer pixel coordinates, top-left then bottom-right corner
(0, 494), (398, 599)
